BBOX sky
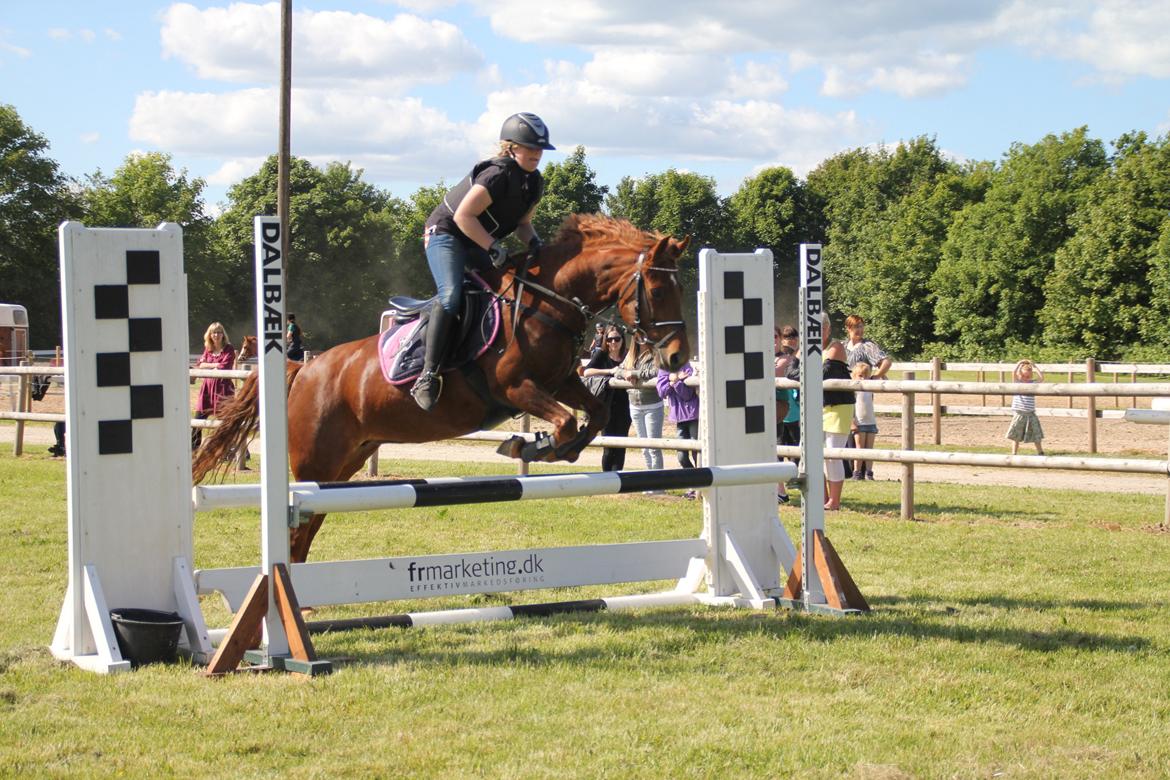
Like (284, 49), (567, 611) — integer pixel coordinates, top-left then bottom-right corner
(3, 0), (1170, 211)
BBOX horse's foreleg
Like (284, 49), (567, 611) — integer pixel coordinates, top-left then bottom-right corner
(551, 376), (609, 461)
(499, 380), (584, 463)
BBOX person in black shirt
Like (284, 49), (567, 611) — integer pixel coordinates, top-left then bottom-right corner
(411, 112), (555, 410)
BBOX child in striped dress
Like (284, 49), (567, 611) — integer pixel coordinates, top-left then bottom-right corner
(1006, 359), (1045, 455)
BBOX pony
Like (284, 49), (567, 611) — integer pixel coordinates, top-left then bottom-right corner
(193, 214), (691, 563)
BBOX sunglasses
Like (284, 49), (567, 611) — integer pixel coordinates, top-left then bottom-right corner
(606, 336), (622, 343)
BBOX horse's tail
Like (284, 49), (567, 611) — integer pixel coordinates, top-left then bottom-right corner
(191, 361), (307, 483)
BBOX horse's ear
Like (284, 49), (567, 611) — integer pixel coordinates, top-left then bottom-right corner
(673, 235), (691, 255)
(650, 235), (671, 259)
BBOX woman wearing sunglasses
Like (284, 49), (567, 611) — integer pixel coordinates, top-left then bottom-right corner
(581, 325), (632, 472)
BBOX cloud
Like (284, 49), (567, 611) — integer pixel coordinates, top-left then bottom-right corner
(473, 61), (863, 171)
(80, 132), (101, 145)
(0, 33), (31, 59)
(129, 87), (478, 181)
(160, 2), (482, 89)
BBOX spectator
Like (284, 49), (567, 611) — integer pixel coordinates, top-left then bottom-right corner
(581, 326), (632, 472)
(774, 331), (794, 505)
(822, 317), (855, 511)
(851, 360), (877, 480)
(286, 314), (305, 362)
(1006, 359), (1045, 455)
(585, 323), (606, 357)
(843, 314), (891, 378)
(618, 340), (664, 481)
(31, 375), (65, 457)
(191, 322), (237, 450)
(656, 361), (699, 493)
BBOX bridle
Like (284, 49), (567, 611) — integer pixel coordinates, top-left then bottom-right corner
(501, 248), (682, 356)
(619, 252), (683, 351)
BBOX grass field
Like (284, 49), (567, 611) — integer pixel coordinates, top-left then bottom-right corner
(2, 451), (1169, 778)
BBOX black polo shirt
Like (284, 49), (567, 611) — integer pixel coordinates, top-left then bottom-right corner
(426, 156), (544, 245)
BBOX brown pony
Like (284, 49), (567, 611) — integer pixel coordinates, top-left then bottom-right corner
(193, 214), (691, 563)
(233, 334), (258, 369)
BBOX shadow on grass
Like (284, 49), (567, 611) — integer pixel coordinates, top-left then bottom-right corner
(839, 497), (1064, 523)
(875, 593), (1152, 613)
(313, 594), (1151, 670)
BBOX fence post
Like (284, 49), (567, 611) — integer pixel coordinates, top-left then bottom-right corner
(518, 414), (530, 476)
(14, 357), (29, 456)
(978, 367), (986, 407)
(1067, 368), (1075, 409)
(931, 356), (941, 445)
(1131, 367), (1137, 410)
(901, 370), (915, 521)
(1086, 357), (1097, 454)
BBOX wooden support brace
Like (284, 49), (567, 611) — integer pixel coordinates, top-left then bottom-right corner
(205, 565), (331, 677)
(272, 563), (320, 664)
(780, 530), (869, 613)
(205, 572), (268, 676)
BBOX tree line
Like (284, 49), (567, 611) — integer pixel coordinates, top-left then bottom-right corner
(3, 103), (1168, 360)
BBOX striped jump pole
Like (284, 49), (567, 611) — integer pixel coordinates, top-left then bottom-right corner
(194, 463), (797, 514)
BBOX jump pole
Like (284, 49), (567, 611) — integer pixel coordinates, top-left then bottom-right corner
(776, 243), (867, 613)
(204, 216), (328, 676)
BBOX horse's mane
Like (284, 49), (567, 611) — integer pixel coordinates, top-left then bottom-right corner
(552, 214), (663, 255)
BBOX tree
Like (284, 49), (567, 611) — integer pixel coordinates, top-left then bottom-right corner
(931, 128), (1107, 356)
(805, 136), (953, 324)
(868, 164), (992, 357)
(79, 152), (217, 334)
(213, 156), (397, 348)
(386, 183), (445, 299)
(1040, 132), (1170, 358)
(0, 104), (79, 348)
(533, 146), (608, 240)
(727, 166), (816, 262)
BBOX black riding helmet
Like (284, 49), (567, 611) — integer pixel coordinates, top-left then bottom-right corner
(500, 112), (555, 150)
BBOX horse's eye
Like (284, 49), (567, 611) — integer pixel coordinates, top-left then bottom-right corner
(650, 287), (665, 301)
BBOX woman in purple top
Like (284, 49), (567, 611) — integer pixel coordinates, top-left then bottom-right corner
(191, 322), (236, 450)
(656, 362), (699, 469)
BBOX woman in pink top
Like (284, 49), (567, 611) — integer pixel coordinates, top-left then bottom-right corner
(191, 322), (236, 450)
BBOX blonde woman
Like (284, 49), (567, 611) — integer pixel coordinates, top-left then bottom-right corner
(411, 112), (555, 411)
(617, 339), (665, 477)
(191, 322), (236, 449)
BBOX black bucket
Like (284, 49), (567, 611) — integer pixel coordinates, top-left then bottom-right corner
(109, 608), (184, 667)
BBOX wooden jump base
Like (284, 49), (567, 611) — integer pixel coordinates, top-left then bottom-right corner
(50, 221), (864, 676)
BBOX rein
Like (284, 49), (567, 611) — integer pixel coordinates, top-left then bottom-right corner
(494, 247), (682, 360)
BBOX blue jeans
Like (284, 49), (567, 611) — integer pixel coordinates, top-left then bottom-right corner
(630, 402), (664, 469)
(425, 232), (489, 314)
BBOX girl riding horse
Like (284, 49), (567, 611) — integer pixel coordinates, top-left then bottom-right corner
(193, 213), (691, 564)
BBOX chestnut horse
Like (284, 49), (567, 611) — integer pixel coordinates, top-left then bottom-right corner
(193, 214), (691, 563)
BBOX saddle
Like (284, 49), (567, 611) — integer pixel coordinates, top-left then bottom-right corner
(378, 273), (502, 385)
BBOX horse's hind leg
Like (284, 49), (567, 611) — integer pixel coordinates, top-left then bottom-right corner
(290, 514), (326, 565)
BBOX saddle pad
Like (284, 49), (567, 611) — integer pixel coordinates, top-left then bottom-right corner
(379, 273), (501, 385)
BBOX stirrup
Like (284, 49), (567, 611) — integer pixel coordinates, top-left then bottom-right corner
(410, 369), (443, 411)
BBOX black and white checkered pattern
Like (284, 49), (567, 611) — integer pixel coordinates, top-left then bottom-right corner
(719, 270), (767, 436)
(92, 249), (166, 454)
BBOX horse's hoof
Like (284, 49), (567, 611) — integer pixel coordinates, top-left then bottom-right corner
(496, 436), (525, 459)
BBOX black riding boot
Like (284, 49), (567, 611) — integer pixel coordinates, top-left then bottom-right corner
(410, 301), (455, 411)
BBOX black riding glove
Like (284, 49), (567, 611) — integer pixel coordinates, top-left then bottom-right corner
(528, 235), (543, 253)
(488, 240), (509, 268)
